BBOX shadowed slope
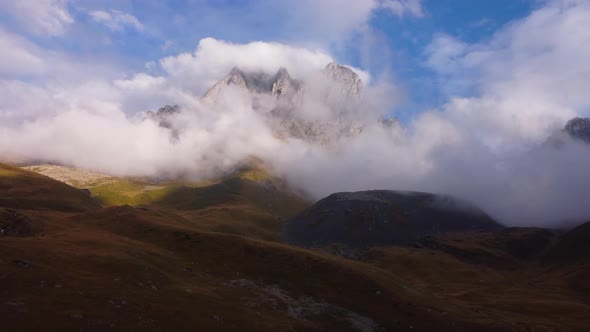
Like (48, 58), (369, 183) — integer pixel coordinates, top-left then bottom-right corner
(544, 221), (590, 263)
(0, 163), (101, 212)
(285, 190), (502, 249)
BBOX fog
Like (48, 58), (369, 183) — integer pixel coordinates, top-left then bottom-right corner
(2, 1), (590, 227)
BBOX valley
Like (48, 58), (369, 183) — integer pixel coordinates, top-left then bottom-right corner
(1, 162), (589, 331)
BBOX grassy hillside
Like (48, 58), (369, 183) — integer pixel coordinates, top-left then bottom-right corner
(2, 162), (590, 331)
(0, 163), (101, 212)
(20, 163), (310, 241)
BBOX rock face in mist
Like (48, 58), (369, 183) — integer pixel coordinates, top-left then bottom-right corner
(271, 67), (302, 100)
(199, 62), (397, 144)
(565, 118), (590, 143)
(202, 67), (277, 103)
(147, 105), (181, 129)
(284, 190), (503, 249)
(545, 117), (590, 147)
(322, 62), (363, 98)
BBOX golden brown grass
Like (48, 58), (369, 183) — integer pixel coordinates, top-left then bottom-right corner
(1, 162), (590, 331)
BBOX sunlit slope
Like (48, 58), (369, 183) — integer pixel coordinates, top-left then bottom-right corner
(21, 163), (311, 241)
(21, 164), (181, 206)
(153, 166), (311, 241)
(0, 163), (100, 212)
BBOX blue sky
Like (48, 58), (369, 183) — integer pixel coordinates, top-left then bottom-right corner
(370, 0), (536, 121)
(0, 0), (576, 124)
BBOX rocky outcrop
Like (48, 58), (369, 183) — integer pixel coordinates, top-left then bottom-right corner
(565, 117), (590, 143)
(0, 209), (33, 237)
(271, 67), (301, 100)
(323, 62), (363, 98)
(545, 117), (590, 147)
(147, 105), (181, 129)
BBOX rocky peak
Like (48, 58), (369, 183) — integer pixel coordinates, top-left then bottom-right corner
(226, 67), (248, 88)
(272, 67), (301, 99)
(545, 117), (590, 148)
(565, 117), (590, 143)
(197, 62), (374, 144)
(156, 104), (180, 116)
(322, 62), (363, 98)
(201, 67), (249, 103)
(147, 105), (180, 125)
(146, 105), (181, 140)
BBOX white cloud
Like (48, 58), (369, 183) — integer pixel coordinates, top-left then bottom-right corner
(157, 37), (367, 96)
(0, 0), (74, 36)
(0, 28), (45, 76)
(425, 0), (590, 142)
(381, 0), (424, 18)
(89, 9), (144, 32)
(280, 0), (379, 44)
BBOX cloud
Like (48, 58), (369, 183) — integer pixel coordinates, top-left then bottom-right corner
(278, 0), (379, 44)
(0, 0), (74, 36)
(381, 0), (424, 18)
(89, 9), (144, 32)
(0, 28), (46, 77)
(425, 0), (590, 142)
(155, 37), (370, 97)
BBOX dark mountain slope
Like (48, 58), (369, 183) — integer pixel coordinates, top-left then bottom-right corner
(285, 190), (502, 249)
(544, 221), (590, 263)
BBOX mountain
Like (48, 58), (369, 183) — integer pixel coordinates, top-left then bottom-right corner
(152, 62), (398, 144)
(146, 104), (181, 129)
(201, 62), (360, 105)
(285, 190), (503, 249)
(545, 117), (590, 147)
(564, 117), (590, 143)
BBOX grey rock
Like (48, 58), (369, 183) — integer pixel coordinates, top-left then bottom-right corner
(154, 63), (401, 145)
(1, 209), (32, 237)
(12, 259), (32, 268)
(545, 117), (590, 147)
(565, 117), (590, 143)
(322, 62), (363, 98)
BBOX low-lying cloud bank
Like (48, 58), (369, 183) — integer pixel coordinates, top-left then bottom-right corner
(2, 0), (590, 227)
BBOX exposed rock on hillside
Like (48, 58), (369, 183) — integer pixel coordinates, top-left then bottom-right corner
(0, 209), (32, 236)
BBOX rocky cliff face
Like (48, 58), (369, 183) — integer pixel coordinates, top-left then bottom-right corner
(151, 62), (398, 144)
(322, 62), (363, 98)
(146, 105), (181, 129)
(545, 117), (590, 148)
(565, 117), (590, 143)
